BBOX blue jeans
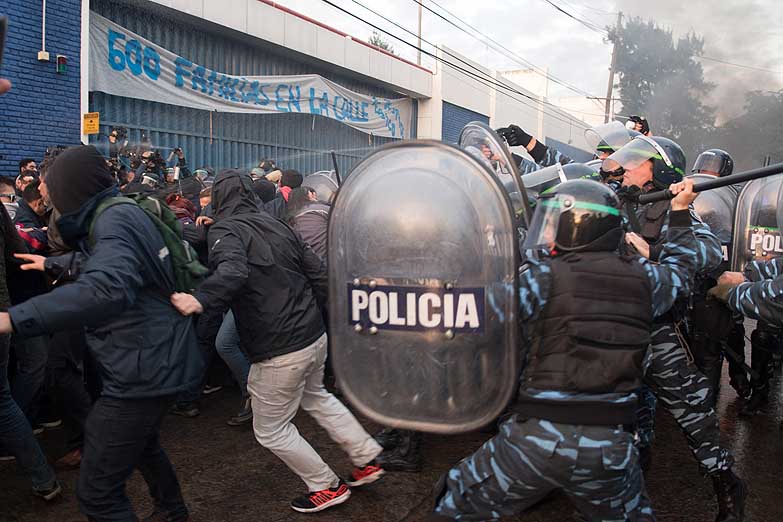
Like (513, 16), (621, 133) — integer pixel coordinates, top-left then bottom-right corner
(78, 395), (187, 522)
(215, 311), (250, 397)
(0, 334), (57, 489)
(10, 334), (48, 420)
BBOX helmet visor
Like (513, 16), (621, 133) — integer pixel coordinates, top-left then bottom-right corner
(522, 193), (621, 251)
(601, 136), (678, 175)
(692, 152), (725, 176)
(584, 121), (633, 155)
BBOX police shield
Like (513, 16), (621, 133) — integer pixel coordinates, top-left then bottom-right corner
(689, 173), (736, 265)
(777, 178), (783, 233)
(302, 170), (339, 204)
(459, 121), (532, 226)
(584, 121), (634, 157)
(731, 174), (783, 272)
(328, 140), (520, 434)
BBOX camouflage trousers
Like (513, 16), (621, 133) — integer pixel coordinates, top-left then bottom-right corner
(638, 324), (733, 474)
(433, 416), (654, 522)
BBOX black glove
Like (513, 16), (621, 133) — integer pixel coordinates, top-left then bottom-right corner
(496, 124), (532, 148)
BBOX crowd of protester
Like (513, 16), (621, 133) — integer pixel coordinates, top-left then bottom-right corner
(0, 128), (349, 519)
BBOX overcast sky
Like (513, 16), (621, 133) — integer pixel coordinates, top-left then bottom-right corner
(275, 0), (782, 123)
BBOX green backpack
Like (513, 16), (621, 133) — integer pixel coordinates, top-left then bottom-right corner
(89, 193), (209, 293)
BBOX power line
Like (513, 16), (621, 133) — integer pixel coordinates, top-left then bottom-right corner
(414, 0), (605, 105)
(319, 0), (590, 129)
(347, 0), (592, 126)
(558, 0), (618, 17)
(351, 0), (608, 125)
(540, 0), (609, 36)
(697, 55), (780, 74)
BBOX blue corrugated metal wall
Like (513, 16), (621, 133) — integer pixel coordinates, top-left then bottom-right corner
(441, 102), (489, 144)
(89, 0), (415, 175)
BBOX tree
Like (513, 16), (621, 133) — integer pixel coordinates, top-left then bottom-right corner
(368, 31), (397, 55)
(713, 90), (783, 170)
(608, 18), (716, 163)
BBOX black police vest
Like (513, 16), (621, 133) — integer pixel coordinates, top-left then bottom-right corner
(639, 200), (670, 246)
(515, 251), (653, 426)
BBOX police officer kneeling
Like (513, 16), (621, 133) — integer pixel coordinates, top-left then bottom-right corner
(430, 178), (700, 522)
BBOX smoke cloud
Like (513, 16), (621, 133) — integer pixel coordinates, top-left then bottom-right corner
(613, 0), (782, 123)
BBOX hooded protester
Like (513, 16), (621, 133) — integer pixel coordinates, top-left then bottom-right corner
(252, 178), (277, 204)
(170, 170), (385, 514)
(0, 145), (201, 522)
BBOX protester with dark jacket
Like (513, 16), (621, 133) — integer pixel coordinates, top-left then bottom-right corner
(286, 187), (329, 262)
(13, 180), (49, 254)
(0, 201), (60, 500)
(0, 145), (201, 522)
(171, 170), (384, 513)
(262, 169), (303, 219)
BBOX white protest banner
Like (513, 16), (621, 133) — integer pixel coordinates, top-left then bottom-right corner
(89, 13), (412, 139)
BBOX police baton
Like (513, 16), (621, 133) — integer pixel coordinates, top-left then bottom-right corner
(637, 162), (783, 204)
(330, 150), (342, 186)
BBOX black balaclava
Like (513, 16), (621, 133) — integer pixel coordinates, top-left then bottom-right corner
(46, 146), (115, 215)
(211, 169), (261, 219)
(252, 178), (277, 204)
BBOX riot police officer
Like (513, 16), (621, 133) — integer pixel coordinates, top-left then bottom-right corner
(712, 174), (783, 415)
(603, 136), (746, 522)
(429, 178), (700, 521)
(689, 148), (751, 399)
(693, 149), (734, 178)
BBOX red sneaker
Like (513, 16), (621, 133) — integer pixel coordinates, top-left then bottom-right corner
(346, 461), (385, 487)
(290, 480), (351, 513)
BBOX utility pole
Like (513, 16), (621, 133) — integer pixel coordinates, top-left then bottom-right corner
(417, 2), (423, 65)
(604, 11), (623, 123)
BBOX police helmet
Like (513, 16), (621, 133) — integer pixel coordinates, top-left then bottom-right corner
(692, 149), (734, 178)
(523, 179), (623, 253)
(602, 135), (686, 190)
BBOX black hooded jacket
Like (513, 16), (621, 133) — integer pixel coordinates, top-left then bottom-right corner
(194, 170), (328, 363)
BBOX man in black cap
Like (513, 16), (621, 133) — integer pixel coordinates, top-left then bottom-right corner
(0, 145), (201, 522)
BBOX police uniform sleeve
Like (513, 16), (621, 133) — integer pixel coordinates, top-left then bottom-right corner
(517, 257), (551, 322)
(528, 141), (573, 168)
(690, 208), (723, 274)
(726, 277), (783, 326)
(640, 209), (698, 317)
(744, 257), (783, 282)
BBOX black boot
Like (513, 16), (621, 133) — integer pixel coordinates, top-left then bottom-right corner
(374, 427), (402, 450)
(638, 445), (652, 475)
(741, 326), (775, 416)
(739, 389), (769, 416)
(711, 469), (746, 522)
(375, 430), (423, 472)
(728, 371), (751, 400)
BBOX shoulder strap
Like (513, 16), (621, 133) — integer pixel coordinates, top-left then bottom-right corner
(88, 197), (138, 246)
